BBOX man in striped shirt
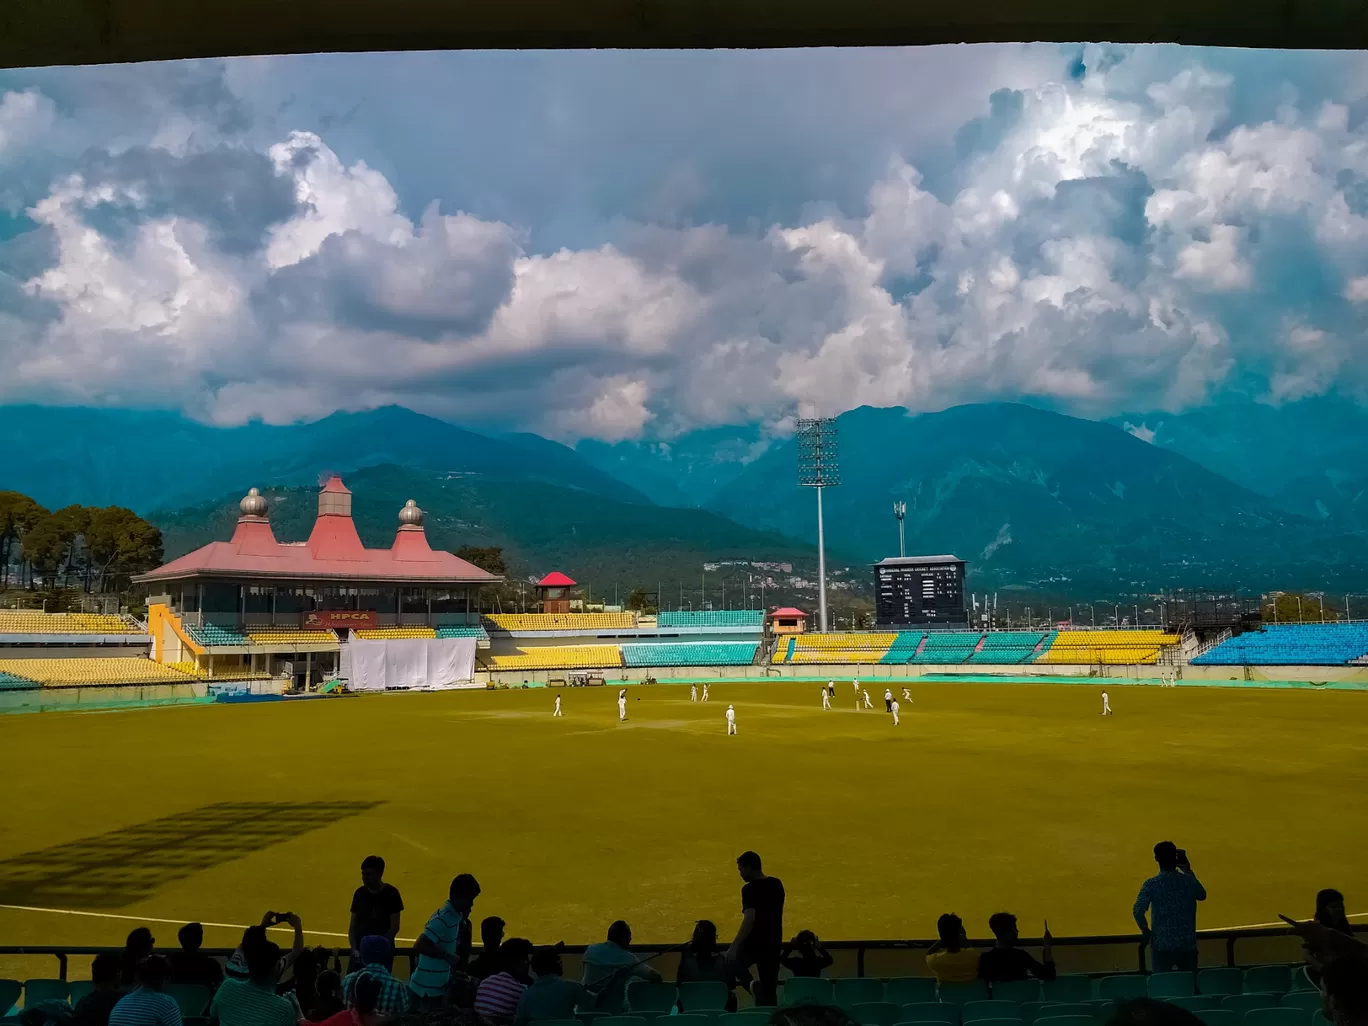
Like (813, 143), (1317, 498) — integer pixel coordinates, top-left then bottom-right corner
(1133, 841), (1207, 972)
(410, 873), (482, 1006)
(342, 935), (411, 1017)
(109, 955), (182, 1026)
(474, 938), (535, 1023)
(210, 934), (297, 1026)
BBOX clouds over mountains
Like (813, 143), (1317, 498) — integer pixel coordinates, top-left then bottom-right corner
(1, 46), (1367, 440)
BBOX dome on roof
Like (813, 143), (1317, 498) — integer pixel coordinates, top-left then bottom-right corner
(239, 487), (268, 517)
(398, 498), (424, 526)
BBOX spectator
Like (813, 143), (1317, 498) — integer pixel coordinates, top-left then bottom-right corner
(309, 971), (346, 1022)
(315, 973), (387, 1026)
(224, 914), (304, 983)
(780, 931), (834, 979)
(473, 938), (535, 1023)
(121, 928), (156, 988)
(467, 917), (508, 981)
(410, 874), (482, 1008)
(343, 936), (410, 1019)
(726, 850), (785, 1007)
(582, 920), (662, 1014)
(1133, 842), (1206, 972)
(679, 920), (736, 1010)
(73, 952), (126, 1026)
(1319, 890), (1355, 936)
(290, 947), (334, 1018)
(168, 923), (223, 991)
(515, 949), (599, 1026)
(1320, 954), (1368, 1026)
(209, 930), (297, 1026)
(978, 913), (1056, 982)
(109, 954), (181, 1026)
(350, 856), (404, 967)
(926, 914), (980, 983)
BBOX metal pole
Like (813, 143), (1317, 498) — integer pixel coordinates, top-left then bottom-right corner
(817, 485), (829, 633)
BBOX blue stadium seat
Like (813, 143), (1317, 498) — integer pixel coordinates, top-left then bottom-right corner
(720, 1013), (774, 1026)
(1197, 969), (1244, 996)
(0, 980), (20, 1016)
(939, 982), (990, 1005)
(435, 625), (490, 640)
(969, 632), (1048, 664)
(1191, 622), (1368, 666)
(851, 1002), (902, 1026)
(912, 632), (985, 664)
(1173, 997), (1227, 1012)
(1149, 973), (1196, 999)
(627, 982), (678, 1014)
(783, 979), (835, 1006)
(657, 611), (766, 628)
(963, 1000), (1022, 1022)
(885, 980), (939, 1006)
(880, 632), (925, 664)
(1242, 967), (1292, 995)
(897, 1003), (960, 1025)
(1275, 993), (1322, 1015)
(1196, 1011), (1237, 1026)
(1040, 979), (1094, 1004)
(1222, 995), (1282, 1018)
(1242, 1009), (1306, 1026)
(187, 622), (250, 647)
(991, 982), (1041, 1004)
(834, 980), (887, 1009)
(678, 982), (730, 1012)
(1097, 978), (1147, 1002)
(621, 642), (758, 667)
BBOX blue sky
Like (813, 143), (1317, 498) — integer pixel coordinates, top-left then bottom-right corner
(1, 45), (1367, 440)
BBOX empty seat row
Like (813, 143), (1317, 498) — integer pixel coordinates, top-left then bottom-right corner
(186, 622), (250, 646)
(353, 626), (437, 639)
(0, 610), (142, 634)
(657, 610), (766, 628)
(0, 657), (199, 687)
(244, 627), (337, 644)
(621, 643), (759, 667)
(969, 632), (1048, 664)
(485, 645), (625, 670)
(485, 613), (637, 631)
(1191, 622), (1368, 666)
(435, 625), (490, 640)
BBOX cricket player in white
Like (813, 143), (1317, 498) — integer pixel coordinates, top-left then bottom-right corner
(862, 689), (874, 709)
(821, 687), (831, 710)
(726, 704), (737, 735)
(902, 688), (911, 701)
(554, 694), (563, 717)
(1101, 691), (1112, 715)
(618, 690), (628, 721)
(702, 683), (710, 702)
(891, 699), (900, 726)
(883, 688), (893, 712)
(690, 684), (698, 702)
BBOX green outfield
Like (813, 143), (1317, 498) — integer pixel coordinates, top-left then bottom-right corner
(1, 680), (1365, 969)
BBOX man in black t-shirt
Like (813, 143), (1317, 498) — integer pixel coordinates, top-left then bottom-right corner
(168, 922), (224, 990)
(726, 850), (785, 1007)
(349, 855), (404, 968)
(977, 912), (1055, 982)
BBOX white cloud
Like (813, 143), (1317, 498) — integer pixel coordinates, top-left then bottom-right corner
(4, 47), (1368, 439)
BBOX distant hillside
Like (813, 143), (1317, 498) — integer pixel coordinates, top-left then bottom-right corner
(0, 405), (650, 513)
(575, 425), (776, 508)
(151, 464), (851, 605)
(705, 403), (1368, 592)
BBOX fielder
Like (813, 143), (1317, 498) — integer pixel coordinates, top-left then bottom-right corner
(690, 684), (698, 702)
(1101, 690), (1112, 716)
(902, 688), (911, 701)
(821, 687), (831, 710)
(862, 689), (874, 709)
(618, 689), (628, 721)
(891, 698), (900, 726)
(726, 704), (737, 735)
(554, 694), (563, 717)
(702, 683), (710, 702)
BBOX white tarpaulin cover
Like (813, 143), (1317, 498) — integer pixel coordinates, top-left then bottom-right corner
(345, 637), (477, 690)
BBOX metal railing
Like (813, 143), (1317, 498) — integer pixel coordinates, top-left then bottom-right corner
(1, 923), (1353, 982)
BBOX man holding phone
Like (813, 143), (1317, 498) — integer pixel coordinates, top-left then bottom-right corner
(1133, 841), (1207, 972)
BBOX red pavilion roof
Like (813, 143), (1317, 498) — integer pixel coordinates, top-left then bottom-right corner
(770, 607), (808, 618)
(537, 571), (576, 588)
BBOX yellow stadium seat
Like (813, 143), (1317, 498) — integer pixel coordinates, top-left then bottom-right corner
(1036, 630), (1180, 665)
(786, 633), (897, 664)
(0, 657), (199, 687)
(485, 645), (624, 669)
(0, 611), (143, 635)
(353, 627), (437, 639)
(244, 628), (338, 645)
(484, 613), (636, 631)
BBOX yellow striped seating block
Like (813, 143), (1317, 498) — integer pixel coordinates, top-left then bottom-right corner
(0, 611), (142, 634)
(245, 628), (338, 644)
(484, 613), (636, 631)
(787, 633), (898, 664)
(0, 657), (199, 687)
(1037, 630), (1181, 665)
(486, 645), (624, 669)
(353, 627), (437, 639)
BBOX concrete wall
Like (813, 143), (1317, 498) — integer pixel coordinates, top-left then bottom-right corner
(0, 676), (288, 714)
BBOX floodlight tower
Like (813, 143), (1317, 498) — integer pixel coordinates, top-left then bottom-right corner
(893, 501), (906, 558)
(797, 417), (840, 633)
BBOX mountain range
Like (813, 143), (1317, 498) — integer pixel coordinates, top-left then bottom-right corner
(4, 396), (1368, 596)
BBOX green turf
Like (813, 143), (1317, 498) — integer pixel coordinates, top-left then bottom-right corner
(1, 680), (1364, 964)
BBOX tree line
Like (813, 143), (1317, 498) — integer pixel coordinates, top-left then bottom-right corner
(0, 491), (164, 593)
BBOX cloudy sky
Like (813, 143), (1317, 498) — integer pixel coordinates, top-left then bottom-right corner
(2, 45), (1368, 441)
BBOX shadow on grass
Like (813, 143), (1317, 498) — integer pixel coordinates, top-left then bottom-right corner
(0, 801), (382, 908)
